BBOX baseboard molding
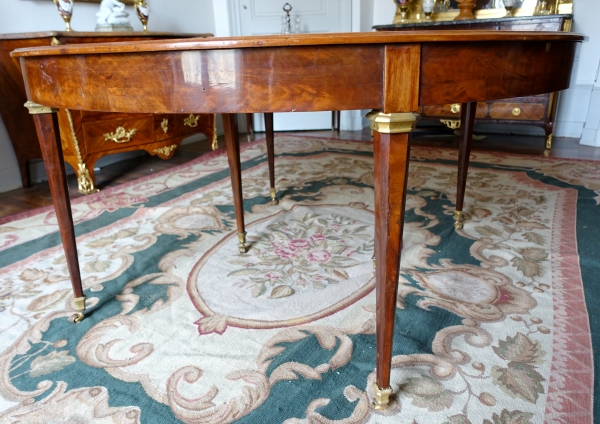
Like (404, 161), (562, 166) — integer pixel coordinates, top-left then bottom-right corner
(580, 128), (600, 147)
(555, 121), (585, 139)
(0, 166), (24, 193)
(472, 123), (545, 136)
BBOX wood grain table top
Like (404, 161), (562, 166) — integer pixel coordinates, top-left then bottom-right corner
(11, 30), (583, 56)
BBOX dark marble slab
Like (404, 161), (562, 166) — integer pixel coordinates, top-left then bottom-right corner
(373, 13), (572, 31)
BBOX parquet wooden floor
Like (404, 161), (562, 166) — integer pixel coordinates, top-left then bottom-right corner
(0, 127), (598, 221)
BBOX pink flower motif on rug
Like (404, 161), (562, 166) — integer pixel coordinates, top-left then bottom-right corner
(188, 205), (377, 333)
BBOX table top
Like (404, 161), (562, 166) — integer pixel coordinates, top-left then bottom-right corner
(12, 30), (582, 56)
(13, 31), (582, 115)
(373, 13), (572, 31)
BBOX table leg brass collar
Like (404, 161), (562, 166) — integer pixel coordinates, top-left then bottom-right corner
(366, 110), (419, 134)
(24, 101), (58, 114)
(372, 382), (393, 410)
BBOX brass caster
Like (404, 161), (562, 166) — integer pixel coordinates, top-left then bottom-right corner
(372, 382), (393, 410)
(453, 210), (464, 230)
(71, 295), (86, 323)
(543, 149), (551, 157)
(269, 188), (279, 205)
(237, 231), (248, 253)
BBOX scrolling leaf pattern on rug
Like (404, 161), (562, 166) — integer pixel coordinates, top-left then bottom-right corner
(0, 136), (594, 424)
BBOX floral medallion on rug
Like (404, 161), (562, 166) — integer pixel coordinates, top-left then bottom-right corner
(0, 135), (597, 423)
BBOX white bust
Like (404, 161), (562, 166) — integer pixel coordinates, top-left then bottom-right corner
(96, 0), (130, 25)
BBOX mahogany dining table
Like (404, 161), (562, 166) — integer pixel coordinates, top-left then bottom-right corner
(12, 31), (582, 410)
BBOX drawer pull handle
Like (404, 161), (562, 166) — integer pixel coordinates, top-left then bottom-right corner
(440, 119), (461, 130)
(184, 114), (199, 127)
(450, 103), (461, 114)
(512, 107), (521, 116)
(161, 118), (169, 133)
(104, 126), (137, 143)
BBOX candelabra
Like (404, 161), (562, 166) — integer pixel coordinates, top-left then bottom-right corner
(135, 1), (150, 32)
(53, 0), (74, 31)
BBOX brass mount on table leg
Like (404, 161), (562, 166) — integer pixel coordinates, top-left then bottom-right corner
(72, 296), (86, 323)
(269, 188), (279, 205)
(372, 382), (393, 410)
(24, 101), (58, 115)
(453, 210), (464, 229)
(237, 231), (248, 253)
(366, 110), (419, 134)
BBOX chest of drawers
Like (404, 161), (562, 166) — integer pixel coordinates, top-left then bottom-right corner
(0, 31), (216, 193)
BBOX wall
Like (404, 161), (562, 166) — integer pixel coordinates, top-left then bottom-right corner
(0, 0), (216, 192)
(554, 0), (600, 143)
(574, 0), (600, 146)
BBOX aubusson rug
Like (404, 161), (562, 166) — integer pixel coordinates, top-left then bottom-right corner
(0, 134), (598, 424)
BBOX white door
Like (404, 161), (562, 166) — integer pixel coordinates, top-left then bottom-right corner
(228, 0), (352, 131)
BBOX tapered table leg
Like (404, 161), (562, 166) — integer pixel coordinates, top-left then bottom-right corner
(331, 110), (341, 133)
(245, 113), (254, 141)
(367, 110), (418, 410)
(223, 113), (248, 253)
(264, 113), (278, 205)
(454, 102), (476, 230)
(26, 102), (86, 323)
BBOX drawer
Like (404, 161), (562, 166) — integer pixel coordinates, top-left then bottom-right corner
(422, 102), (488, 118)
(422, 104), (462, 117)
(82, 116), (154, 154)
(155, 113), (213, 141)
(176, 113), (214, 136)
(489, 103), (546, 121)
